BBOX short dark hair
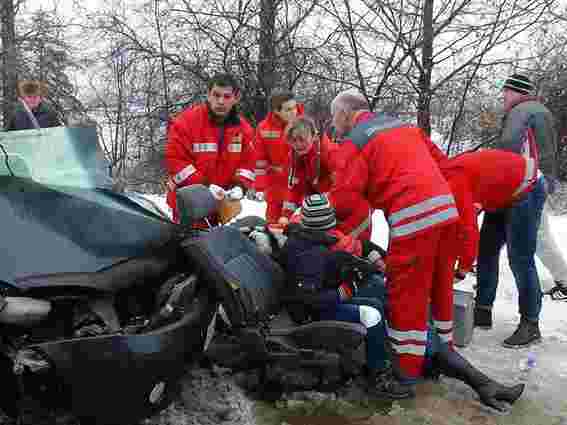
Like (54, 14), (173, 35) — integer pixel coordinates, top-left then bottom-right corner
(207, 73), (240, 93)
(270, 91), (295, 112)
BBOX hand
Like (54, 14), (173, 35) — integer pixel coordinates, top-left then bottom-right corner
(255, 192), (265, 202)
(454, 269), (467, 281)
(209, 184), (226, 200)
(367, 250), (386, 273)
(246, 188), (257, 201)
(165, 176), (177, 192)
(278, 216), (290, 226)
(226, 186), (244, 201)
(338, 281), (357, 300)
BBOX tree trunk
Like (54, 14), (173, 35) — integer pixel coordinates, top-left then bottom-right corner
(1, 0), (18, 127)
(256, 0), (277, 121)
(417, 0), (434, 135)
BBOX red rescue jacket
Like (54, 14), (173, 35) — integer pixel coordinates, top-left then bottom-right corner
(330, 112), (459, 242)
(165, 104), (256, 215)
(254, 104), (305, 199)
(440, 149), (538, 272)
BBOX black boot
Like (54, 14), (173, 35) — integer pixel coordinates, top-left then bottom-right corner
(367, 367), (415, 400)
(502, 320), (541, 348)
(433, 349), (524, 411)
(474, 306), (492, 329)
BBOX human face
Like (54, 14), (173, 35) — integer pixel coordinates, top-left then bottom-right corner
(22, 95), (42, 110)
(332, 109), (353, 139)
(288, 131), (314, 156)
(207, 85), (240, 118)
(502, 88), (521, 111)
(274, 99), (298, 123)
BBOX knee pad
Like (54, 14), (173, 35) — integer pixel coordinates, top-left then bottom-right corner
(359, 305), (381, 328)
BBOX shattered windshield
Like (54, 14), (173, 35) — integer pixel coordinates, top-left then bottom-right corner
(0, 126), (114, 189)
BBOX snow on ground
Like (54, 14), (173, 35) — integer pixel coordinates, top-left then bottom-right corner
(144, 195), (567, 420)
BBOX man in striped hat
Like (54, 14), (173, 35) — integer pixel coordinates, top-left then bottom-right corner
(474, 73), (558, 347)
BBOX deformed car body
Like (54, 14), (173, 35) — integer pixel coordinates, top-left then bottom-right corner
(0, 126), (216, 424)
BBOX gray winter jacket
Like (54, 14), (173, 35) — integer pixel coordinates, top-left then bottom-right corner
(498, 98), (558, 179)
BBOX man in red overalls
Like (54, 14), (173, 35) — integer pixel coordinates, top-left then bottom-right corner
(254, 92), (304, 223)
(328, 90), (459, 389)
(165, 73), (256, 223)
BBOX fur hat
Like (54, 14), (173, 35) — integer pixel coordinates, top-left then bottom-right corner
(301, 193), (336, 231)
(502, 74), (534, 95)
(16, 80), (48, 98)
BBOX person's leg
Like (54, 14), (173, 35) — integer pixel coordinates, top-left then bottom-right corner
(386, 229), (441, 380)
(503, 178), (546, 347)
(475, 211), (507, 328)
(430, 222), (459, 349)
(536, 200), (567, 291)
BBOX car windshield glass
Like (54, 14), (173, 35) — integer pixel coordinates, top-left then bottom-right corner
(0, 126), (114, 189)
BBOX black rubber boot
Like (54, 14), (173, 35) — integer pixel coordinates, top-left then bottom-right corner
(433, 349), (524, 411)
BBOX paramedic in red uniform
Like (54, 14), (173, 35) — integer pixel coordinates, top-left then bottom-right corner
(328, 90), (460, 387)
(254, 92), (304, 223)
(165, 73), (256, 223)
(440, 149), (546, 347)
(279, 116), (374, 241)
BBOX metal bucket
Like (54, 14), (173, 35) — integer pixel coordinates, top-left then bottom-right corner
(453, 288), (475, 347)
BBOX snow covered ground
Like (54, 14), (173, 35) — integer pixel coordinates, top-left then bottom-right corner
(144, 195), (567, 421)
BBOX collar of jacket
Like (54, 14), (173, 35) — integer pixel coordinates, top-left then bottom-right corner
(505, 95), (540, 113)
(15, 101), (49, 114)
(285, 223), (338, 245)
(206, 102), (241, 127)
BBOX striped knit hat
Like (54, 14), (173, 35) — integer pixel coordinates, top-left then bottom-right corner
(502, 74), (534, 95)
(301, 194), (336, 231)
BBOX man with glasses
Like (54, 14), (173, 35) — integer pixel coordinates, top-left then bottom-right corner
(165, 73), (256, 223)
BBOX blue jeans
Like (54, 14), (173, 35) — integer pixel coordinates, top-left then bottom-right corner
(476, 176), (547, 322)
(319, 274), (445, 375)
(319, 273), (388, 370)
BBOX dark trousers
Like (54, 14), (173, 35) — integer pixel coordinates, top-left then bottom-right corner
(476, 176), (547, 322)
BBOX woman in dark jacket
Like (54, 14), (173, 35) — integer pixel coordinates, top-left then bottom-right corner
(6, 80), (62, 131)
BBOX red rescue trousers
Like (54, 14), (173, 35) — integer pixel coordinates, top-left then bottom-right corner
(385, 222), (458, 378)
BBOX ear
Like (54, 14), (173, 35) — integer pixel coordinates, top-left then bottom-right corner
(233, 90), (241, 103)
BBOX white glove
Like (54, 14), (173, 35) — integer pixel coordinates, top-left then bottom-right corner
(367, 250), (386, 272)
(209, 184), (226, 200)
(255, 192), (265, 202)
(226, 186), (244, 201)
